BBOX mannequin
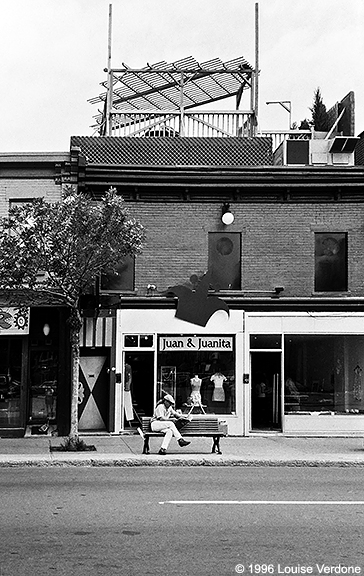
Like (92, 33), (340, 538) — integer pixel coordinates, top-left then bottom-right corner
(211, 372), (227, 402)
(189, 374), (202, 405)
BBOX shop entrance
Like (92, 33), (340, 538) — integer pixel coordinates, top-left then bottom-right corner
(78, 350), (110, 431)
(251, 352), (281, 431)
(124, 352), (154, 424)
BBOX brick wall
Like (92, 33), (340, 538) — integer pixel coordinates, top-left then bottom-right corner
(129, 201), (364, 298)
(0, 179), (64, 218)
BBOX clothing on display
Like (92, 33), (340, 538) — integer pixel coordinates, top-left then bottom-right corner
(211, 372), (227, 402)
(124, 390), (134, 421)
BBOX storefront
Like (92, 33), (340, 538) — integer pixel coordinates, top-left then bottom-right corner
(78, 312), (115, 432)
(0, 306), (71, 437)
(0, 307), (29, 435)
(112, 308), (364, 436)
(115, 308), (244, 435)
(245, 312), (364, 436)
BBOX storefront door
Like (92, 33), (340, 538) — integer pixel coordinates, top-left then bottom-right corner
(78, 353), (109, 431)
(251, 352), (282, 431)
(124, 352), (154, 423)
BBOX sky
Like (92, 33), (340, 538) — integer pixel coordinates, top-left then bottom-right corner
(0, 0), (363, 152)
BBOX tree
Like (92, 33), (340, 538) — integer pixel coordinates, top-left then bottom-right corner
(310, 87), (330, 132)
(0, 187), (145, 438)
(298, 118), (311, 130)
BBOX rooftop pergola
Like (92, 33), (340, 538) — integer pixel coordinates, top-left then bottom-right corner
(89, 55), (257, 137)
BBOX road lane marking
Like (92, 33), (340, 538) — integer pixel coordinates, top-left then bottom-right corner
(159, 500), (364, 505)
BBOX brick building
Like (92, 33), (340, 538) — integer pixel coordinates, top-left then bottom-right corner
(69, 126), (364, 437)
(67, 59), (364, 438)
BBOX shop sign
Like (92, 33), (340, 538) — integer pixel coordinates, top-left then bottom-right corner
(159, 335), (233, 352)
(0, 307), (30, 335)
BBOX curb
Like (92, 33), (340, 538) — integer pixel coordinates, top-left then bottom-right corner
(1, 455), (364, 467)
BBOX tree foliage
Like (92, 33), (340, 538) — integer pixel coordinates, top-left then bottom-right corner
(0, 186), (145, 307)
(310, 87), (330, 132)
(298, 118), (311, 130)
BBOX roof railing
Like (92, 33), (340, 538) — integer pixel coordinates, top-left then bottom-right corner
(108, 109), (255, 138)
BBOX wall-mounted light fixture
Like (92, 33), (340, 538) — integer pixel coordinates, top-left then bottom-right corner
(221, 203), (234, 225)
(42, 323), (50, 337)
(272, 286), (285, 298)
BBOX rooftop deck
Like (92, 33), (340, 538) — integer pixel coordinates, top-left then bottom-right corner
(107, 109), (311, 149)
(90, 54), (312, 151)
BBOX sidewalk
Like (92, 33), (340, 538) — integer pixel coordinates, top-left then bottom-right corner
(0, 432), (364, 467)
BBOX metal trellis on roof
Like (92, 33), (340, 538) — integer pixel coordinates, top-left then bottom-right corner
(89, 55), (256, 137)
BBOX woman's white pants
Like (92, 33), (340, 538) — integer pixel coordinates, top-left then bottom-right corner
(151, 420), (182, 450)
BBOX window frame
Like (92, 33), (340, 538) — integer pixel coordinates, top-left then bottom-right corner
(314, 231), (348, 293)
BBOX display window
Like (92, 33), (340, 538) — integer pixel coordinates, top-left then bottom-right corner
(284, 335), (364, 414)
(157, 335), (235, 415)
(0, 338), (23, 427)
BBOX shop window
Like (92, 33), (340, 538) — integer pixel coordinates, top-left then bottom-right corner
(140, 335), (153, 347)
(101, 255), (135, 292)
(0, 338), (23, 428)
(124, 335), (138, 347)
(250, 335), (282, 349)
(157, 335), (236, 415)
(124, 335), (154, 348)
(284, 334), (364, 414)
(314, 233), (347, 292)
(208, 233), (241, 290)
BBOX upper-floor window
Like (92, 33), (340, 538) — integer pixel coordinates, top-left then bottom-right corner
(208, 232), (241, 290)
(100, 255), (135, 292)
(9, 199), (34, 209)
(314, 232), (347, 292)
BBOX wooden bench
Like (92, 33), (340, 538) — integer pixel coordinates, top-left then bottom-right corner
(138, 416), (227, 455)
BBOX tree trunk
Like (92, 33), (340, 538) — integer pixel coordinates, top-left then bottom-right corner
(69, 307), (82, 439)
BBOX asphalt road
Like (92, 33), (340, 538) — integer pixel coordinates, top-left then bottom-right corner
(0, 467), (363, 576)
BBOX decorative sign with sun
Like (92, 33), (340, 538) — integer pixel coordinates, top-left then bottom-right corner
(0, 307), (30, 335)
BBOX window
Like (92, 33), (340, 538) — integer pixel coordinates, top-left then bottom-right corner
(284, 335), (364, 414)
(208, 232), (241, 290)
(9, 199), (34, 210)
(157, 335), (236, 415)
(101, 255), (135, 292)
(314, 232), (347, 292)
(124, 334), (154, 348)
(250, 334), (282, 349)
(0, 338), (23, 428)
